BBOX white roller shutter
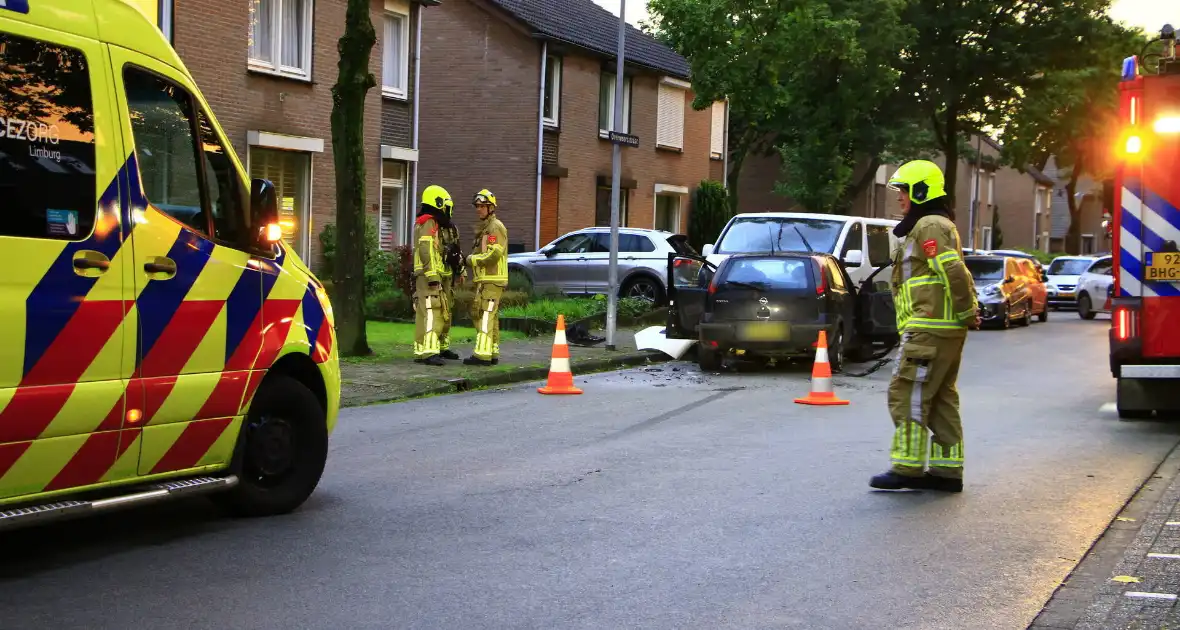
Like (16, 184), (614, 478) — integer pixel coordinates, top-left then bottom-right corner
(710, 101), (725, 158)
(656, 83), (685, 150)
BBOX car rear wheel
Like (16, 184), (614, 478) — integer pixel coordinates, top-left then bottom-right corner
(1078, 293), (1096, 320)
(1018, 303), (1032, 327)
(1038, 305), (1048, 322)
(698, 347), (722, 372)
(214, 375), (328, 517)
(828, 327), (844, 373)
(621, 275), (665, 305)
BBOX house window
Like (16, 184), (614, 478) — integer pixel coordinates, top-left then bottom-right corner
(595, 186), (628, 227)
(656, 80), (686, 150)
(709, 101), (725, 159)
(598, 72), (632, 136)
(248, 0), (314, 79)
(380, 160), (408, 249)
(382, 9), (410, 99)
(249, 147), (311, 258)
(981, 226), (993, 250)
(1081, 234), (1095, 254)
(987, 173), (996, 207)
(655, 194), (681, 233)
(543, 56), (561, 127)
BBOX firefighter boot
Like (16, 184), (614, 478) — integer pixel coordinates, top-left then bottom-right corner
(923, 473), (963, 493)
(415, 355), (446, 366)
(463, 355), (494, 366)
(439, 349), (460, 360)
(869, 470), (928, 490)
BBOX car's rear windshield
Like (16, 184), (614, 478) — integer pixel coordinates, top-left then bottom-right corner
(1047, 258), (1092, 275)
(715, 217), (844, 255)
(965, 258), (1005, 282)
(719, 258), (813, 290)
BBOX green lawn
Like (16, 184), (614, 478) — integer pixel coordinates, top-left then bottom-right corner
(349, 320), (527, 363)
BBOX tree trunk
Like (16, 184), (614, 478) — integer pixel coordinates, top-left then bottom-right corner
(836, 156), (882, 215)
(330, 0), (377, 358)
(1064, 164), (1082, 255)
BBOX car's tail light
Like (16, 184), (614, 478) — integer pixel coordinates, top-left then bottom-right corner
(1114, 305), (1139, 341)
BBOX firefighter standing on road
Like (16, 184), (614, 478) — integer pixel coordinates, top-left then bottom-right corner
(464, 189), (508, 366)
(412, 184), (454, 366)
(870, 160), (980, 493)
(438, 198), (466, 360)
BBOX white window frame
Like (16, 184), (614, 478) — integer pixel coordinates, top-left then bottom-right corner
(246, 144), (316, 259)
(543, 55), (561, 128)
(1082, 233), (1096, 254)
(380, 160), (409, 248)
(248, 0), (315, 80)
(599, 72), (632, 137)
(981, 225), (993, 250)
(656, 77), (688, 151)
(382, 1), (411, 100)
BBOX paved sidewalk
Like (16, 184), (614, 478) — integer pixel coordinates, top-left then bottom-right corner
(1032, 443), (1180, 629)
(340, 328), (664, 407)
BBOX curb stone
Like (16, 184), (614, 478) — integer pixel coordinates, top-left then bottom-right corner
(342, 350), (668, 407)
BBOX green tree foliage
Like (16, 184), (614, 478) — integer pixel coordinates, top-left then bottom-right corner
(896, 0), (1128, 209)
(319, 219), (397, 298)
(991, 207), (1004, 249)
(647, 0), (920, 214)
(329, 0), (378, 357)
(999, 19), (1146, 253)
(688, 180), (730, 250)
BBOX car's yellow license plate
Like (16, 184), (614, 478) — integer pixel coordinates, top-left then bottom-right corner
(1146, 252), (1180, 281)
(739, 322), (789, 341)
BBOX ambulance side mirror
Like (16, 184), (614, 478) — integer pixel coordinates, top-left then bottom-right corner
(251, 178), (282, 246)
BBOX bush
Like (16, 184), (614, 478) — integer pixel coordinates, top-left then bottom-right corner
(688, 180), (730, 251)
(319, 219), (397, 298)
(499, 295), (655, 323)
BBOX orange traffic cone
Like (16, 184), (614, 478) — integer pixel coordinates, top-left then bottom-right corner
(794, 330), (849, 406)
(538, 314), (583, 395)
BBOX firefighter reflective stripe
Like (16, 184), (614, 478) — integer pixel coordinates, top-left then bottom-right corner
(474, 298), (499, 359)
(470, 217), (509, 285)
(416, 236), (441, 281)
(930, 442), (964, 468)
(891, 421), (928, 469)
(413, 294), (441, 357)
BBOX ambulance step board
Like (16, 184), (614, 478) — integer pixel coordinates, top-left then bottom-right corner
(0, 475), (238, 532)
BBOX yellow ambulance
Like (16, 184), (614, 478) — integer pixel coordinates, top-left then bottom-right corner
(0, 0), (340, 530)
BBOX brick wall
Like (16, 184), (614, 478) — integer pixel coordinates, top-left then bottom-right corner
(418, 0), (540, 250)
(173, 0), (384, 270)
(555, 54), (713, 235)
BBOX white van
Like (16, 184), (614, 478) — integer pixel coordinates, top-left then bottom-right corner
(702, 213), (902, 287)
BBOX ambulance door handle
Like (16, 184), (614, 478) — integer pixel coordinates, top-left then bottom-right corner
(72, 250), (110, 275)
(143, 256), (177, 279)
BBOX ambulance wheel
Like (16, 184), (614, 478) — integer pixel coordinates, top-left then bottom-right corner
(217, 375), (329, 517)
(1078, 294), (1096, 320)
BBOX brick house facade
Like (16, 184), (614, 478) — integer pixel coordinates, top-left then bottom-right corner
(143, 0), (435, 269)
(418, 0), (729, 252)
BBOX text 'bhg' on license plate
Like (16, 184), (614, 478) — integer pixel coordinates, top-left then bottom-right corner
(1145, 252), (1180, 281)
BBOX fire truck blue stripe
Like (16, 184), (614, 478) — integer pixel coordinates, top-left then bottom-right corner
(1120, 247), (1180, 297)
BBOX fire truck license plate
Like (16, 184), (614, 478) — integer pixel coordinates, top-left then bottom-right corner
(1145, 252), (1180, 281)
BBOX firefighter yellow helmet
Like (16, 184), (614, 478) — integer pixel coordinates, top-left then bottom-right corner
(472, 189), (497, 208)
(887, 160), (947, 204)
(421, 184), (453, 214)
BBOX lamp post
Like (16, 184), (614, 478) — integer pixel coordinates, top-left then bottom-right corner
(605, 0), (626, 351)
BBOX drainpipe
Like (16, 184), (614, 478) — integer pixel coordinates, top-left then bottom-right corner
(534, 42), (548, 249)
(410, 4), (423, 225)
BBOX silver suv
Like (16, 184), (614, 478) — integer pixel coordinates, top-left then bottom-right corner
(508, 227), (695, 303)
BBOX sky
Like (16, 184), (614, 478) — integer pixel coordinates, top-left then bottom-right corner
(592, 0), (1166, 32)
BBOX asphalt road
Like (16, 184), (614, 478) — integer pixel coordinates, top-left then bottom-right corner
(3, 313), (1180, 630)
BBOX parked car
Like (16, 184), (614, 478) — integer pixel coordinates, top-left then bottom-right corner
(664, 252), (899, 371)
(1075, 255), (1115, 319)
(964, 255), (1048, 328)
(985, 249), (1049, 277)
(700, 213), (901, 287)
(507, 227), (695, 303)
(1043, 255), (1098, 309)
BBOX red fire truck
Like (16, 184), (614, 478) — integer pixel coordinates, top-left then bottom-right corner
(1110, 24), (1180, 418)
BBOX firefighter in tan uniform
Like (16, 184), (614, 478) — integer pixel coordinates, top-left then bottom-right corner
(464, 189), (508, 366)
(870, 160), (980, 493)
(438, 200), (466, 360)
(412, 184), (454, 366)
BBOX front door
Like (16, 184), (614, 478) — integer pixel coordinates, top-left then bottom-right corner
(0, 27), (133, 501)
(109, 47), (260, 477)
